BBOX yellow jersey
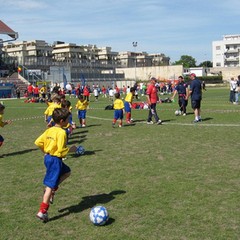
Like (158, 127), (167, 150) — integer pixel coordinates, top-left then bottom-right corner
(35, 126), (69, 158)
(76, 100), (88, 110)
(44, 102), (61, 116)
(125, 92), (134, 103)
(113, 99), (124, 110)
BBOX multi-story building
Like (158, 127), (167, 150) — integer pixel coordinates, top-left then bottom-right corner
(212, 34), (240, 67)
(3, 40), (53, 70)
(2, 39), (171, 83)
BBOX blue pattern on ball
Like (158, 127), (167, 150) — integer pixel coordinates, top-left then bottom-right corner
(89, 206), (109, 226)
(76, 146), (85, 156)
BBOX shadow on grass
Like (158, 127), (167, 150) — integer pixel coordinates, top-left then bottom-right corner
(0, 148), (38, 158)
(123, 123), (136, 127)
(49, 190), (126, 223)
(70, 149), (102, 158)
(202, 117), (213, 122)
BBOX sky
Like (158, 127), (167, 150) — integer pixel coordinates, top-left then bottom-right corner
(1, 0), (240, 64)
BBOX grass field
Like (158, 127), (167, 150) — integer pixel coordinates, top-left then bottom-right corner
(0, 87), (240, 240)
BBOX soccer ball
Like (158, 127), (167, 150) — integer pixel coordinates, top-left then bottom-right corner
(76, 145), (85, 156)
(175, 110), (181, 116)
(89, 206), (109, 226)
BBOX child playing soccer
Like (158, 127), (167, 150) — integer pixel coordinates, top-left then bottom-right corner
(124, 87), (135, 124)
(35, 108), (78, 222)
(75, 94), (89, 128)
(0, 103), (12, 147)
(44, 95), (61, 127)
(61, 100), (76, 140)
(112, 92), (124, 127)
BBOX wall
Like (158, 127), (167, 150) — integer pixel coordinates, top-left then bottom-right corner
(211, 67), (240, 81)
(116, 65), (183, 81)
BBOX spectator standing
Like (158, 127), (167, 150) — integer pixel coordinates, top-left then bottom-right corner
(229, 77), (237, 103)
(27, 83), (34, 97)
(146, 78), (162, 125)
(186, 73), (202, 123)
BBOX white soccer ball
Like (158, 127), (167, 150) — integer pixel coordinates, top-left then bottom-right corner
(76, 145), (85, 156)
(175, 110), (181, 116)
(89, 206), (109, 226)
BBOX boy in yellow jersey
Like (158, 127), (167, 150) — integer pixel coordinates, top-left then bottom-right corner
(61, 100), (76, 140)
(44, 96), (61, 127)
(75, 94), (89, 128)
(112, 92), (124, 127)
(0, 103), (12, 147)
(124, 87), (135, 124)
(35, 108), (78, 222)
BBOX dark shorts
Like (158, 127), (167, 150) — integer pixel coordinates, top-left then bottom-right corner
(43, 154), (71, 189)
(191, 100), (201, 109)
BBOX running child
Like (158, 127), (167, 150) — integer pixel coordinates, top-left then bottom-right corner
(35, 108), (78, 222)
(75, 94), (89, 128)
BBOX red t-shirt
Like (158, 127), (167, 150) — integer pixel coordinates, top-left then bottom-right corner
(146, 84), (158, 103)
(27, 85), (33, 93)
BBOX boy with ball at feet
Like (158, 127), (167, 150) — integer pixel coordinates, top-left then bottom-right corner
(35, 108), (79, 222)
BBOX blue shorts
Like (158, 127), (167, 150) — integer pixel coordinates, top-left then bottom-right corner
(124, 101), (131, 113)
(0, 135), (4, 147)
(47, 116), (55, 126)
(114, 109), (123, 120)
(78, 110), (86, 119)
(43, 154), (71, 189)
(69, 113), (73, 124)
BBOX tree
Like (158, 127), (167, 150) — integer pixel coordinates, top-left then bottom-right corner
(172, 55), (197, 68)
(198, 61), (212, 67)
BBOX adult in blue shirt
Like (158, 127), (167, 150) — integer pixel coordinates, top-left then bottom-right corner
(171, 76), (188, 115)
(186, 73), (202, 123)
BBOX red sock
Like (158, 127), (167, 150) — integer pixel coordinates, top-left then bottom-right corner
(39, 202), (49, 214)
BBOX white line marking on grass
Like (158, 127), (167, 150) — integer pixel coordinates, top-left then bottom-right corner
(11, 116), (44, 121)
(88, 115), (240, 127)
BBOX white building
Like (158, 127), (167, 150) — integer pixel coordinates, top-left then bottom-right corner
(212, 34), (240, 67)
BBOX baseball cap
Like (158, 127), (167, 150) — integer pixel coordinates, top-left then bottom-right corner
(190, 73), (196, 77)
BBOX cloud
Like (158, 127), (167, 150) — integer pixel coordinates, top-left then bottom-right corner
(1, 0), (48, 10)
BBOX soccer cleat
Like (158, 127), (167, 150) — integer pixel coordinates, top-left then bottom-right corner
(36, 211), (49, 223)
(183, 113), (186, 116)
(157, 120), (162, 125)
(82, 124), (86, 128)
(119, 125), (122, 128)
(112, 123), (115, 128)
(147, 121), (154, 124)
(193, 119), (199, 123)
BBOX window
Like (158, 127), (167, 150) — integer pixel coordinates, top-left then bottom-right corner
(216, 46), (221, 50)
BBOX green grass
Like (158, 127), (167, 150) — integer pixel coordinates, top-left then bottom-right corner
(0, 88), (240, 240)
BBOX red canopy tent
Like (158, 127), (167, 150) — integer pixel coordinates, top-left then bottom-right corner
(0, 20), (18, 41)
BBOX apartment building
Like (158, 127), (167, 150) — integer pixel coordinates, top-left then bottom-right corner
(3, 40), (53, 69)
(212, 34), (240, 67)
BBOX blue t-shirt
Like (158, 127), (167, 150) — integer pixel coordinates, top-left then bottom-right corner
(175, 82), (188, 96)
(190, 79), (202, 101)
